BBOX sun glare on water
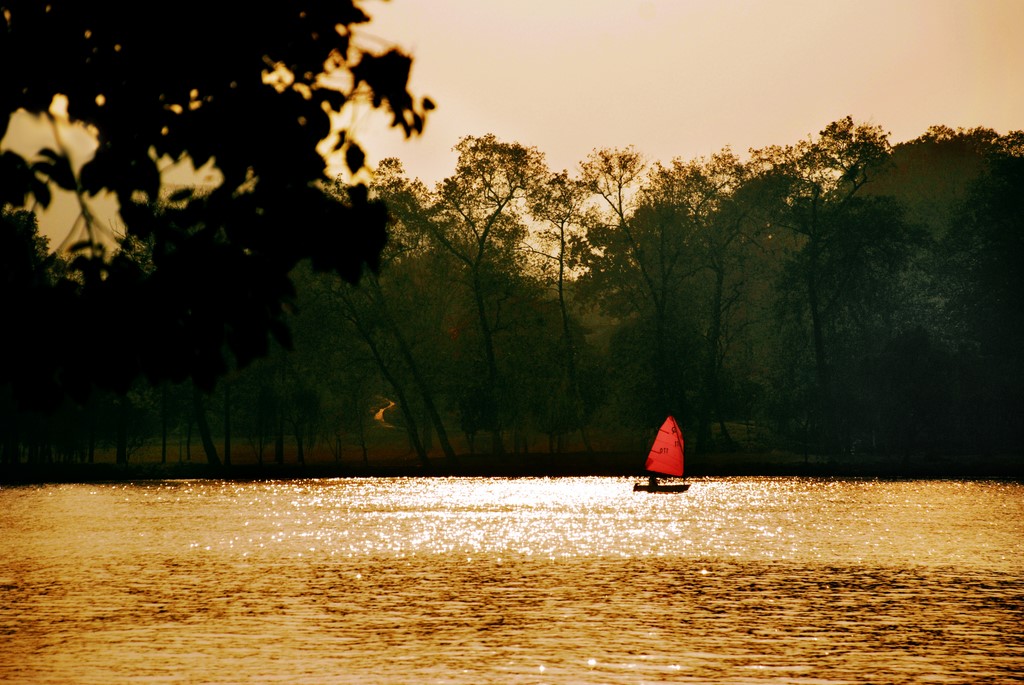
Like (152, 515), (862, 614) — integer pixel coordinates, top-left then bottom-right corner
(2, 478), (1021, 684)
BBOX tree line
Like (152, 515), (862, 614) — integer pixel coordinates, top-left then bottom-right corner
(2, 118), (1021, 469)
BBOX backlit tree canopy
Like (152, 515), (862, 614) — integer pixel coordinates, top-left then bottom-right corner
(1, 1), (433, 410)
(3, 118), (1023, 468)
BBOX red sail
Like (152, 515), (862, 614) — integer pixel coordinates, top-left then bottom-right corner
(645, 416), (684, 476)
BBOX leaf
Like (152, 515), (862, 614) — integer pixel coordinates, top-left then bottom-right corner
(78, 154), (109, 196)
(0, 151), (34, 207)
(32, 150), (77, 191)
(168, 187), (194, 203)
(30, 177), (52, 209)
(68, 240), (94, 255)
(321, 89), (348, 112)
(345, 143), (365, 174)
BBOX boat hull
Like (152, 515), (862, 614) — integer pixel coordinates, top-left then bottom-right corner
(633, 483), (691, 493)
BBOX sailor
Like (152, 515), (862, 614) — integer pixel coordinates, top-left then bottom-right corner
(648, 474), (658, 488)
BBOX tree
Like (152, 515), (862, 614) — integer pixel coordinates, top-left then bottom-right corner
(233, 358), (278, 466)
(579, 147), (699, 428)
(868, 125), (1003, 236)
(331, 276), (434, 469)
(942, 150), (1024, 359)
(313, 168), (442, 470)
(939, 143), (1024, 452)
(0, 209), (59, 413)
(640, 149), (765, 450)
(362, 161), (461, 465)
(529, 170), (594, 452)
(753, 117), (921, 453)
(1, 1), (433, 411)
(430, 134), (548, 455)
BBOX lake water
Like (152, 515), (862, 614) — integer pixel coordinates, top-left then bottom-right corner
(1, 477), (1021, 684)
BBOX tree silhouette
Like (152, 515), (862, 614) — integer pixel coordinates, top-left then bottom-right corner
(361, 161), (461, 465)
(580, 147), (698, 427)
(530, 170), (594, 453)
(430, 134), (548, 455)
(751, 118), (895, 451)
(1, 1), (432, 412)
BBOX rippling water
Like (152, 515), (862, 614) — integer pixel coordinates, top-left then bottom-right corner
(1, 477), (1022, 684)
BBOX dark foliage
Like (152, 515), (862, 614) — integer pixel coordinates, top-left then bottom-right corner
(1, 1), (431, 411)
(3, 103), (1021, 469)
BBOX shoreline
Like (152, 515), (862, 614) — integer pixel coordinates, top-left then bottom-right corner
(2, 451), (1021, 484)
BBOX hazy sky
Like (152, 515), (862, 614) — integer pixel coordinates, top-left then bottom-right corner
(350, 0), (1024, 183)
(6, 0), (1023, 246)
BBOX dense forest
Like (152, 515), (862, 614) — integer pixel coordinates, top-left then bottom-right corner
(2, 119), (1022, 471)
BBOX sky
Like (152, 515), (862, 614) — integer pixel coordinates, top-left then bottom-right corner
(348, 0), (1024, 184)
(5, 0), (1023, 247)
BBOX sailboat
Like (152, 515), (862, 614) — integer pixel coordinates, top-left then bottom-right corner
(633, 415), (691, 493)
